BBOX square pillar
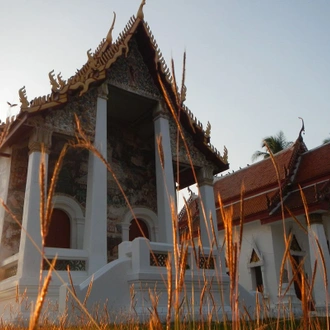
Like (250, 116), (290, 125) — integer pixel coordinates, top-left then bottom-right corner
(16, 127), (52, 282)
(307, 213), (330, 310)
(84, 83), (108, 274)
(153, 102), (176, 245)
(197, 166), (218, 248)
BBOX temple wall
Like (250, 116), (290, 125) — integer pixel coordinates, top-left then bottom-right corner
(1, 146), (28, 256)
(48, 135), (88, 209)
(106, 120), (157, 261)
(26, 90), (97, 137)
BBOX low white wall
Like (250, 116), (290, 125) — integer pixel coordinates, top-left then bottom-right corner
(60, 238), (257, 322)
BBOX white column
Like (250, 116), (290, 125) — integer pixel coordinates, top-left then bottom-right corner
(16, 127), (52, 282)
(197, 166), (218, 247)
(198, 167), (227, 273)
(121, 223), (130, 242)
(307, 213), (330, 310)
(0, 148), (12, 262)
(84, 83), (108, 274)
(76, 217), (85, 249)
(153, 102), (176, 244)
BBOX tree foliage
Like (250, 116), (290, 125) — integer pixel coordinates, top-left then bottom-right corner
(252, 131), (293, 161)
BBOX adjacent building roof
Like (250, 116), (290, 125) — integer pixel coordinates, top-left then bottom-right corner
(179, 135), (330, 235)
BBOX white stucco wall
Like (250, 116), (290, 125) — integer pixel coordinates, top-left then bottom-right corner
(218, 216), (312, 309)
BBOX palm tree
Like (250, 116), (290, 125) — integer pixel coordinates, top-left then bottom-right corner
(323, 136), (330, 144)
(252, 131), (293, 161)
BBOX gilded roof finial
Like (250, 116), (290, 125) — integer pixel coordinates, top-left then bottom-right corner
(180, 84), (187, 103)
(205, 121), (211, 138)
(57, 72), (66, 88)
(222, 146), (228, 164)
(106, 12), (116, 45)
(49, 70), (60, 92)
(137, 0), (146, 20)
(298, 117), (305, 141)
(87, 49), (98, 70)
(18, 86), (29, 108)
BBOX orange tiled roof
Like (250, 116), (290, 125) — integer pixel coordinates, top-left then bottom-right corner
(294, 143), (330, 185)
(180, 137), (330, 235)
(214, 143), (297, 203)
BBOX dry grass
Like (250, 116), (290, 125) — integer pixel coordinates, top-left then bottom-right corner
(0, 60), (329, 330)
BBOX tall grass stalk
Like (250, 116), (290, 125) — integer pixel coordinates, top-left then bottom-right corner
(0, 53), (329, 330)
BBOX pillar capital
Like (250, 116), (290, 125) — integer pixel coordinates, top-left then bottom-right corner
(153, 101), (169, 121)
(97, 82), (109, 100)
(308, 213), (323, 225)
(197, 166), (214, 186)
(28, 127), (52, 154)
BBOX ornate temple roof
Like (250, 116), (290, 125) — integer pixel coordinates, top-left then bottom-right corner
(0, 1), (228, 173)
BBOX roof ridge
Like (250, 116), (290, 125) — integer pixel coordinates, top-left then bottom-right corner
(18, 15), (141, 114)
(268, 138), (306, 214)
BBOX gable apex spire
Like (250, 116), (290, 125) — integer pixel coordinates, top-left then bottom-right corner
(298, 117), (305, 142)
(106, 12), (116, 45)
(137, 0), (146, 20)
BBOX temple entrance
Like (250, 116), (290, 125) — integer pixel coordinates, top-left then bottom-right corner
(129, 219), (149, 241)
(45, 209), (71, 248)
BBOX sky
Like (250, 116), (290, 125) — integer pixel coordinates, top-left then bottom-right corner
(0, 0), (329, 176)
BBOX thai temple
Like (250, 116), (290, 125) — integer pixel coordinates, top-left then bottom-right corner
(0, 0), (329, 323)
(0, 0), (253, 323)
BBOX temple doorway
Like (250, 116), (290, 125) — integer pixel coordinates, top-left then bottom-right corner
(45, 209), (71, 248)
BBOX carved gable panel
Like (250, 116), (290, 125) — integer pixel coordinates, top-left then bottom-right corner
(107, 38), (161, 98)
(169, 117), (213, 169)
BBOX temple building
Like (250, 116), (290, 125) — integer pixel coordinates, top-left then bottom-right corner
(180, 131), (330, 314)
(0, 1), (253, 323)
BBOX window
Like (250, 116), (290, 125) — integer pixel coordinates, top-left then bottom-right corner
(289, 234), (304, 301)
(248, 246), (265, 294)
(251, 266), (264, 293)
